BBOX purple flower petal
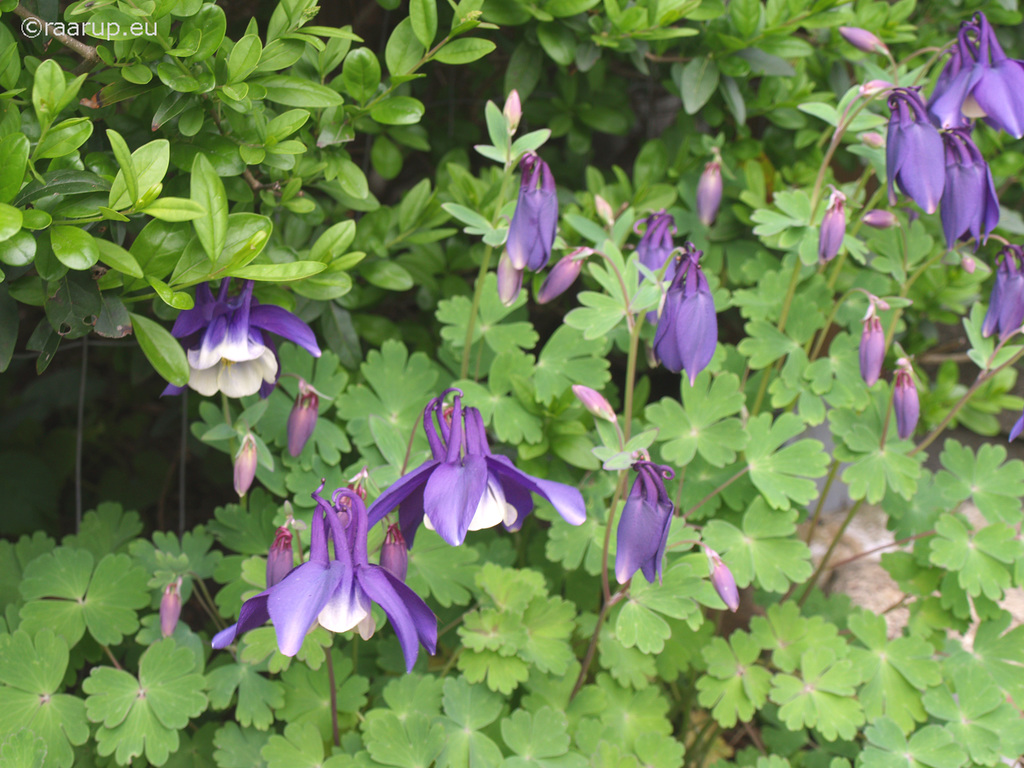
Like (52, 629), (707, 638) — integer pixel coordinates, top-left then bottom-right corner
(358, 566), (437, 672)
(486, 455), (586, 526)
(423, 455), (488, 546)
(267, 559), (345, 656)
(211, 591), (270, 648)
(249, 304), (322, 357)
(366, 460), (438, 529)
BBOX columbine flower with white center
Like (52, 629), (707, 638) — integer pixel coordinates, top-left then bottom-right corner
(366, 389), (586, 547)
(162, 279), (321, 399)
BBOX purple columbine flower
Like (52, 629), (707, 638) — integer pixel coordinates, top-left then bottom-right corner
(287, 379), (320, 457)
(212, 484), (437, 672)
(163, 279), (321, 398)
(706, 548), (739, 612)
(537, 247), (590, 304)
(652, 243), (718, 386)
(840, 26), (888, 55)
(380, 524), (408, 582)
(615, 460), (674, 584)
(697, 158), (723, 227)
(940, 129), (999, 251)
(160, 577), (182, 637)
(886, 88), (945, 214)
(506, 152), (558, 272)
(860, 314), (885, 386)
(366, 389), (586, 548)
(266, 526), (294, 588)
(983, 245), (1024, 338)
(928, 13), (1024, 138)
(635, 211), (677, 280)
(893, 360), (919, 440)
(818, 188), (846, 264)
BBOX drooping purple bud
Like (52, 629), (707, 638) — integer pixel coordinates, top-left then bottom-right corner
(859, 80), (894, 96)
(860, 315), (885, 386)
(893, 360), (919, 440)
(160, 577), (182, 638)
(537, 247), (590, 304)
(380, 524), (408, 582)
(862, 210), (898, 228)
(287, 380), (319, 457)
(886, 88), (946, 213)
(572, 384), (617, 422)
(818, 189), (846, 264)
(696, 159), (723, 227)
(503, 89), (522, 134)
(984, 246), (1024, 338)
(497, 252), (524, 306)
(615, 461), (675, 584)
(506, 152), (558, 271)
(939, 129), (999, 251)
(653, 244), (718, 386)
(861, 131), (886, 148)
(635, 211), (676, 277)
(840, 26), (888, 54)
(234, 433), (258, 497)
(266, 526), (294, 588)
(706, 548), (739, 612)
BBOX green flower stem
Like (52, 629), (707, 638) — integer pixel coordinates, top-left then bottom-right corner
(910, 344), (1024, 457)
(683, 465), (750, 518)
(400, 418), (419, 476)
(191, 572), (226, 631)
(804, 459), (839, 545)
(795, 498), (864, 606)
(569, 584), (628, 701)
(459, 168), (515, 380)
(101, 644), (123, 670)
(325, 645), (341, 748)
(688, 717), (720, 768)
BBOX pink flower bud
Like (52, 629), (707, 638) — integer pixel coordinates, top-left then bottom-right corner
(697, 160), (723, 227)
(497, 252), (524, 306)
(595, 195), (615, 227)
(840, 26), (888, 54)
(819, 189), (846, 263)
(862, 210), (897, 229)
(266, 527), (294, 588)
(572, 384), (617, 422)
(234, 433), (258, 497)
(860, 316), (885, 386)
(537, 247), (590, 304)
(380, 524), (408, 581)
(961, 254), (976, 273)
(503, 90), (522, 134)
(706, 548), (739, 612)
(861, 131), (885, 148)
(859, 79), (893, 96)
(287, 380), (319, 457)
(160, 577), (182, 638)
(893, 360), (919, 440)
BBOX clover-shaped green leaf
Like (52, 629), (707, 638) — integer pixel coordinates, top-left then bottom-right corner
(861, 717), (966, 768)
(500, 706), (588, 768)
(929, 515), (1022, 600)
(278, 651), (368, 742)
(769, 646), (865, 741)
(934, 440), (1024, 525)
(745, 413), (829, 510)
(363, 710), (446, 768)
(206, 660), (284, 731)
(696, 631), (772, 728)
(261, 721), (350, 768)
(212, 722), (269, 768)
(438, 273), (538, 354)
(436, 677), (504, 768)
(61, 503), (142, 560)
(615, 563), (702, 654)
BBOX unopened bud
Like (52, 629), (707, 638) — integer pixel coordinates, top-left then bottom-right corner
(859, 316), (885, 387)
(595, 195), (615, 227)
(706, 549), (739, 612)
(380, 524), (408, 581)
(859, 79), (893, 96)
(347, 467), (370, 501)
(537, 248), (590, 304)
(503, 89), (522, 134)
(893, 359), (919, 440)
(840, 26), (889, 55)
(266, 527), (294, 587)
(234, 433), (258, 497)
(497, 252), (524, 306)
(572, 384), (617, 422)
(160, 577), (182, 638)
(862, 209), (897, 228)
(961, 254), (976, 273)
(819, 189), (846, 263)
(287, 380), (319, 457)
(861, 131), (885, 149)
(696, 160), (722, 227)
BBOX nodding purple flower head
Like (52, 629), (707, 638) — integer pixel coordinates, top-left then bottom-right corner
(287, 379), (320, 457)
(212, 483), (437, 672)
(572, 384), (617, 422)
(162, 279), (321, 399)
(862, 210), (898, 229)
(928, 13), (1024, 138)
(266, 526), (294, 588)
(652, 243), (718, 385)
(506, 152), (558, 272)
(818, 188), (846, 264)
(380, 524), (408, 582)
(365, 389), (586, 548)
(840, 26), (888, 55)
(859, 80), (894, 97)
(706, 548), (739, 612)
(234, 433), (258, 498)
(497, 252), (524, 307)
(886, 88), (946, 214)
(635, 211), (677, 279)
(537, 247), (591, 304)
(697, 158), (723, 227)
(983, 245), (1024, 338)
(940, 129), (999, 251)
(160, 577), (182, 638)
(893, 358), (919, 440)
(859, 306), (886, 387)
(615, 459), (674, 585)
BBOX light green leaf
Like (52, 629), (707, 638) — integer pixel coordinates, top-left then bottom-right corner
(108, 139), (169, 210)
(49, 226), (99, 271)
(130, 312), (190, 386)
(746, 413), (828, 510)
(191, 154), (228, 262)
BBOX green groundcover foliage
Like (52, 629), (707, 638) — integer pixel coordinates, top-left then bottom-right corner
(2, 0), (1024, 766)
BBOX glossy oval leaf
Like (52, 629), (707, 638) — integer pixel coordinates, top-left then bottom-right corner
(50, 226), (99, 270)
(130, 312), (189, 386)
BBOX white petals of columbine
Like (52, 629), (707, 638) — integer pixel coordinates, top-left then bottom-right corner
(189, 351), (279, 398)
(318, 585), (373, 636)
